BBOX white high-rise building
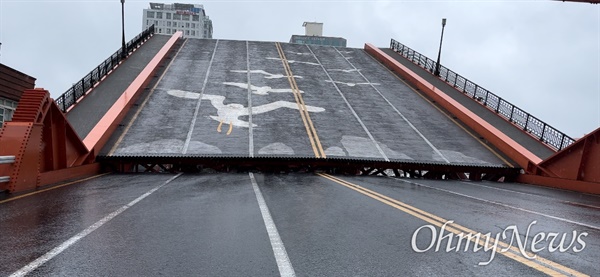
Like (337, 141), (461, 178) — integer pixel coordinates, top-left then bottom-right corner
(142, 2), (213, 39)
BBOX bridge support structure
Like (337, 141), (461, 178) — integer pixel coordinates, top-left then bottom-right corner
(0, 89), (98, 193)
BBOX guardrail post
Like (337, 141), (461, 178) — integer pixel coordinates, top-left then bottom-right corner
(540, 124), (547, 142)
(72, 87), (77, 105)
(59, 95), (65, 112)
(443, 67), (449, 81)
(483, 92), (489, 107)
(495, 99), (501, 113)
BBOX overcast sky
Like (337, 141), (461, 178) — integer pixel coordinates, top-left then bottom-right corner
(0, 0), (598, 138)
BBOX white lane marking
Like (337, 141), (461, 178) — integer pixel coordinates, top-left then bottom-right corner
(223, 82), (304, 95)
(395, 178), (600, 231)
(334, 48), (449, 163)
(246, 41), (254, 157)
(182, 40), (219, 154)
(324, 80), (380, 87)
(249, 173), (295, 277)
(9, 173), (183, 277)
(459, 181), (600, 209)
(285, 51), (312, 56)
(328, 68), (360, 73)
(306, 45), (389, 162)
(231, 69), (303, 79)
(266, 57), (319, 66)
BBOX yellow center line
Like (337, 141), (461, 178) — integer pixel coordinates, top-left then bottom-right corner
(217, 120), (223, 133)
(282, 48), (326, 158)
(364, 52), (514, 167)
(317, 173), (588, 276)
(294, 80), (326, 158)
(276, 43), (317, 156)
(108, 38), (189, 156)
(0, 173), (112, 204)
(275, 42), (325, 158)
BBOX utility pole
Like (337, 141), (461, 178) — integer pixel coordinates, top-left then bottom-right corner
(121, 0), (126, 59)
(434, 18), (447, 77)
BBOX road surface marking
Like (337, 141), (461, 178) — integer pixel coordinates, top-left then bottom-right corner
(107, 38), (188, 156)
(276, 43), (318, 157)
(458, 181), (600, 209)
(318, 173), (588, 277)
(170, 91), (324, 128)
(227, 121), (233, 135)
(182, 40), (219, 154)
(276, 42), (324, 158)
(396, 178), (600, 231)
(307, 45), (389, 161)
(364, 51), (514, 167)
(335, 48), (449, 163)
(217, 120), (223, 133)
(9, 173), (183, 277)
(0, 173), (111, 204)
(249, 173), (296, 277)
(246, 41), (255, 157)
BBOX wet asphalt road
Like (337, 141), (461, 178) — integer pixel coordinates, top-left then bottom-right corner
(1, 173), (598, 276)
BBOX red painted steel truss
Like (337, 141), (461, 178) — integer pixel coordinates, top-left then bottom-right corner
(0, 89), (98, 193)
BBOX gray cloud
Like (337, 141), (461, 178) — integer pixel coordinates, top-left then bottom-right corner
(0, 0), (598, 137)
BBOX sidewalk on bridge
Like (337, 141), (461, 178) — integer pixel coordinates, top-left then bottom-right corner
(66, 35), (171, 140)
(380, 48), (555, 160)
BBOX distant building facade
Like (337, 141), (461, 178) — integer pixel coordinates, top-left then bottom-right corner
(142, 2), (213, 39)
(0, 63), (36, 126)
(289, 22), (347, 47)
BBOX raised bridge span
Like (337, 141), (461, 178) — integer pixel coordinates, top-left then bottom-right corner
(1, 32), (598, 276)
(99, 38), (508, 165)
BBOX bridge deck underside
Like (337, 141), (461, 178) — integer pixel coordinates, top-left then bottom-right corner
(101, 39), (510, 168)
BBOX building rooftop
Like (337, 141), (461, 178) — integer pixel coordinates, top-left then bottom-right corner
(148, 2), (205, 15)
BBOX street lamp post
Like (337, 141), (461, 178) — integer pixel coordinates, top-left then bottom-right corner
(121, 0), (126, 59)
(434, 18), (447, 77)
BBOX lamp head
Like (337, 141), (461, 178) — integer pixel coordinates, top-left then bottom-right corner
(442, 18), (447, 27)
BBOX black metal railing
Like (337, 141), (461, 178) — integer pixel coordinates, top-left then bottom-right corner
(56, 25), (155, 113)
(390, 38), (574, 151)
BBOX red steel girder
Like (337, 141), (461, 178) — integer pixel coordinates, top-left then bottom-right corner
(0, 89), (95, 193)
(527, 127), (600, 183)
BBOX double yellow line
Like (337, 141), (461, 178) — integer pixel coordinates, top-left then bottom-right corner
(317, 173), (588, 276)
(275, 42), (325, 158)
